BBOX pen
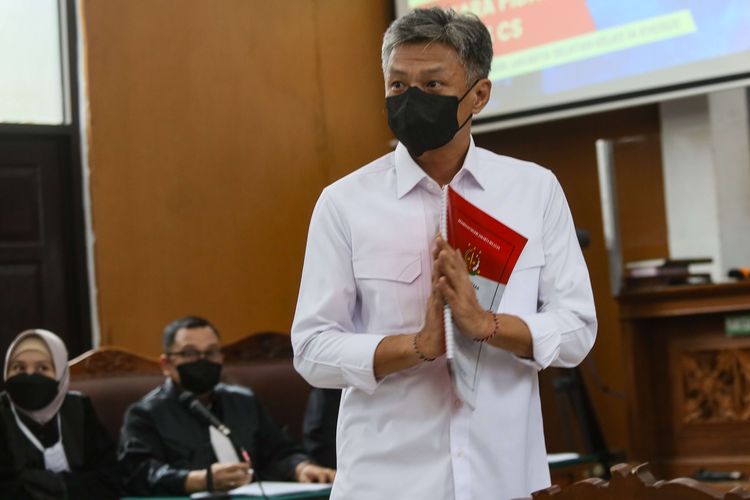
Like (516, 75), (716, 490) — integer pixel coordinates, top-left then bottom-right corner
(240, 447), (252, 466)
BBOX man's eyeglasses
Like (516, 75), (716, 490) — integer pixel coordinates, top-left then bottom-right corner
(167, 347), (223, 362)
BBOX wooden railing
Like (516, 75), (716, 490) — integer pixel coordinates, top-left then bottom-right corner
(524, 463), (750, 499)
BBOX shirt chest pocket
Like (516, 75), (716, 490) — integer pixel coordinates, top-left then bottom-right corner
(499, 242), (545, 315)
(352, 253), (424, 333)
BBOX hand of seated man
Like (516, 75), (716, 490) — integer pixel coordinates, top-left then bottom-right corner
(211, 462), (253, 491)
(295, 461), (336, 483)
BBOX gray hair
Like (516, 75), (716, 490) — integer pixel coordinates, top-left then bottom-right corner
(381, 8), (493, 85)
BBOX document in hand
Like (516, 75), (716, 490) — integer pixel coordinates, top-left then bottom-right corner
(190, 481), (332, 498)
(440, 186), (527, 409)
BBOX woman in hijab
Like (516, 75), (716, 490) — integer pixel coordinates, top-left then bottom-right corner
(0, 329), (120, 500)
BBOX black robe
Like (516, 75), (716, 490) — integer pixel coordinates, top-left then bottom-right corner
(0, 391), (120, 500)
(118, 379), (309, 496)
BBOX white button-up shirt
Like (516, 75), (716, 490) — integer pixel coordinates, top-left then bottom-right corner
(292, 138), (597, 500)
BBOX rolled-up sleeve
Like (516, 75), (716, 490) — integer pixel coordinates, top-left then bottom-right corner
(292, 189), (385, 394)
(518, 171), (597, 370)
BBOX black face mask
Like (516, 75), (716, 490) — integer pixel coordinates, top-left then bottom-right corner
(5, 373), (59, 411)
(176, 359), (222, 395)
(386, 81), (478, 158)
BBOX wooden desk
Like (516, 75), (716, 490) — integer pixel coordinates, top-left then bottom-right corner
(549, 454), (606, 487)
(619, 281), (750, 478)
(121, 491), (330, 500)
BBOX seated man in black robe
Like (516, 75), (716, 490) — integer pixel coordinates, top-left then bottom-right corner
(119, 316), (334, 496)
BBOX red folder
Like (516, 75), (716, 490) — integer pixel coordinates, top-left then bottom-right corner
(442, 186), (528, 408)
(445, 186), (527, 286)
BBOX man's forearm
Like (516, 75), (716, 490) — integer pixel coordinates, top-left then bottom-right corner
(373, 334), (423, 380)
(486, 313), (533, 358)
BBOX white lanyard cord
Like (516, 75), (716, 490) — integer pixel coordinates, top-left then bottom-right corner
(9, 403), (63, 454)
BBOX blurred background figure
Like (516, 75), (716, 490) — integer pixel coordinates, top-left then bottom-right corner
(303, 388), (341, 469)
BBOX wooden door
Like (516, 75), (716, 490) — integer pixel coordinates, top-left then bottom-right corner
(0, 135), (88, 359)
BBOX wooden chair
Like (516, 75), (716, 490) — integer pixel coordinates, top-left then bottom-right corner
(68, 347), (163, 440)
(68, 333), (312, 442)
(522, 463), (750, 500)
(221, 331), (293, 362)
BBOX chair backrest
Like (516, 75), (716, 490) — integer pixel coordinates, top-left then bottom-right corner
(221, 331), (294, 362)
(68, 347), (163, 440)
(527, 463), (750, 500)
(221, 332), (311, 441)
(69, 345), (162, 378)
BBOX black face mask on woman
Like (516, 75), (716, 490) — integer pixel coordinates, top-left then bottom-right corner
(176, 359), (222, 395)
(5, 373), (59, 411)
(385, 80), (478, 158)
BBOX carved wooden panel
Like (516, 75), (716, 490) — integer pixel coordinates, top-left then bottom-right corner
(681, 348), (750, 424)
(527, 463), (750, 500)
(619, 286), (750, 478)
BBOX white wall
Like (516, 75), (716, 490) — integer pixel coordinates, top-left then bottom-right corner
(660, 88), (750, 281)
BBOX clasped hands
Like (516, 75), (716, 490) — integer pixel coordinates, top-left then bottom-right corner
(414, 235), (495, 360)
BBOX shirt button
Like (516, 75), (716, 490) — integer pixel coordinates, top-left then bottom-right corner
(454, 399), (463, 409)
(457, 450), (464, 458)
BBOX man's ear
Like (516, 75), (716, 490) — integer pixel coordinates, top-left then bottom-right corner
(159, 354), (171, 377)
(470, 78), (492, 115)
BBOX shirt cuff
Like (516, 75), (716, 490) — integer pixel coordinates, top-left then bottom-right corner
(515, 312), (560, 370)
(169, 469), (190, 495)
(339, 333), (386, 394)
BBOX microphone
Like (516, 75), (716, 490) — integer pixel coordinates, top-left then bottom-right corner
(575, 228), (590, 250)
(179, 392), (255, 467)
(179, 391), (232, 437)
(179, 392), (263, 498)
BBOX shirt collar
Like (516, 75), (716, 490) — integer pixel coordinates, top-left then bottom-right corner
(394, 143), (429, 198)
(394, 136), (487, 199)
(457, 136), (487, 191)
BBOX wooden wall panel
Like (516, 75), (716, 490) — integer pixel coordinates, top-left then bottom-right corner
(82, 0), (392, 353)
(475, 105), (669, 454)
(315, 1), (396, 182)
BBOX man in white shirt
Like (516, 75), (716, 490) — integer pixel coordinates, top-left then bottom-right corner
(292, 7), (597, 500)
